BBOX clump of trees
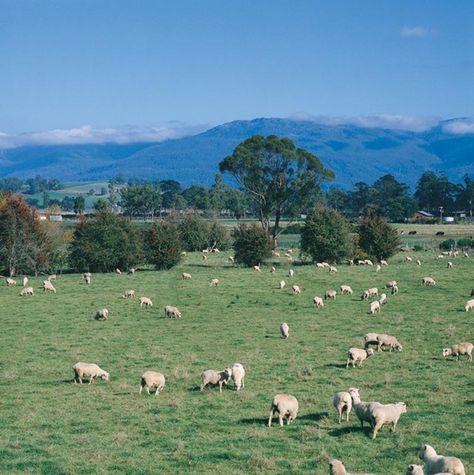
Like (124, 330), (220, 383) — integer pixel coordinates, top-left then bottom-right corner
(147, 220), (182, 270)
(232, 224), (272, 267)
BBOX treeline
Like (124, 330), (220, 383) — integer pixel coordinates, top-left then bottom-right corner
(0, 175), (63, 194)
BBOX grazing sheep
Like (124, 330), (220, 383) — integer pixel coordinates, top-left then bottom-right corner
(115, 268), (122, 274)
(313, 296), (324, 307)
(333, 387), (358, 423)
(364, 333), (381, 349)
(181, 251), (187, 257)
(22, 276), (28, 286)
(279, 280), (286, 289)
(83, 272), (92, 284)
(349, 259), (354, 266)
(453, 250), (459, 257)
(357, 260), (366, 266)
(292, 284), (301, 295)
(348, 388), (379, 428)
(380, 260), (388, 267)
(419, 444), (465, 475)
(465, 299), (474, 312)
(361, 290), (370, 300)
(376, 334), (403, 352)
(128, 268), (136, 274)
(73, 362), (109, 384)
(369, 300), (381, 314)
(202, 254), (208, 261)
(182, 272), (192, 280)
(20, 286), (34, 296)
(437, 254), (445, 259)
(270, 266), (276, 273)
(212, 248), (220, 253)
(406, 465), (451, 475)
(325, 290), (337, 300)
(321, 262), (330, 268)
(272, 251), (280, 257)
(376, 264), (381, 273)
(340, 285), (353, 295)
(385, 280), (397, 289)
(139, 371), (165, 396)
(95, 308), (109, 320)
(364, 259), (373, 266)
(329, 266), (338, 273)
(43, 280), (56, 293)
(200, 368), (232, 392)
(288, 269), (294, 277)
(210, 278), (219, 287)
(121, 289), (135, 299)
(139, 296), (153, 307)
(391, 285), (399, 295)
(422, 277), (436, 286)
(370, 402), (407, 439)
(164, 305), (182, 318)
(346, 348), (375, 368)
(231, 363), (245, 391)
(47, 274), (57, 281)
(254, 264), (261, 272)
(442, 342), (473, 362)
(268, 394), (299, 427)
(379, 293), (387, 305)
(228, 256), (234, 263)
(316, 262), (325, 268)
(416, 259), (422, 266)
(464, 252), (469, 258)
(6, 277), (17, 286)
(329, 459), (375, 475)
(447, 261), (453, 269)
(405, 256), (413, 262)
(280, 322), (289, 339)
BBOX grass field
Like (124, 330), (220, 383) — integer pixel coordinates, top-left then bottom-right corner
(0, 251), (473, 474)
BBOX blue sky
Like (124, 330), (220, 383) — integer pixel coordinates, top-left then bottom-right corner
(0, 0), (472, 144)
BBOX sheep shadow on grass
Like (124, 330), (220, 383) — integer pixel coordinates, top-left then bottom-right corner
(298, 412), (329, 422)
(324, 363), (347, 369)
(329, 425), (371, 437)
(239, 417), (268, 425)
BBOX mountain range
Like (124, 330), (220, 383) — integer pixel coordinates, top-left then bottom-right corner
(0, 118), (473, 189)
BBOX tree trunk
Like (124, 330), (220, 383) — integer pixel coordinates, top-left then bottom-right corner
(272, 208), (281, 249)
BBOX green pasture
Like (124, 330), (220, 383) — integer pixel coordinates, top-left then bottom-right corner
(0, 251), (473, 474)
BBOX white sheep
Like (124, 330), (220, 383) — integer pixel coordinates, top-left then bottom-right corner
(139, 371), (165, 396)
(268, 394), (298, 427)
(369, 300), (380, 314)
(363, 333), (381, 349)
(340, 285), (353, 295)
(279, 280), (286, 289)
(228, 256), (234, 263)
(422, 277), (436, 286)
(391, 285), (399, 295)
(288, 269), (294, 277)
(43, 280), (56, 293)
(437, 254), (445, 259)
(464, 252), (469, 258)
(254, 264), (261, 272)
(365, 259), (373, 266)
(442, 342), (473, 362)
(447, 261), (453, 269)
(202, 254), (208, 261)
(22, 276), (28, 286)
(210, 278), (219, 287)
(325, 290), (336, 300)
(464, 299), (474, 312)
(333, 387), (359, 423)
(20, 286), (34, 296)
(419, 444), (465, 475)
(380, 260), (388, 267)
(313, 296), (324, 307)
(406, 256), (413, 262)
(416, 259), (422, 266)
(405, 464), (451, 475)
(292, 284), (301, 295)
(376, 264), (381, 273)
(329, 266), (338, 273)
(270, 266), (276, 273)
(139, 296), (153, 307)
(368, 287), (378, 297)
(329, 459), (375, 475)
(376, 334), (403, 352)
(370, 401), (407, 439)
(280, 322), (289, 339)
(121, 289), (135, 299)
(73, 362), (109, 384)
(164, 305), (182, 318)
(385, 280), (397, 289)
(348, 388), (379, 428)
(182, 272), (192, 280)
(47, 274), (57, 281)
(95, 308), (109, 320)
(115, 268), (122, 274)
(231, 363), (245, 391)
(181, 251), (187, 257)
(83, 272), (91, 284)
(6, 277), (17, 286)
(200, 368), (232, 392)
(379, 293), (387, 305)
(316, 262), (325, 269)
(272, 250), (280, 257)
(128, 268), (136, 274)
(346, 348), (375, 368)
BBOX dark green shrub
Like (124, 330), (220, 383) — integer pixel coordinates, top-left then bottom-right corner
(208, 221), (231, 251)
(177, 214), (210, 251)
(457, 238), (474, 248)
(147, 220), (182, 270)
(280, 223), (303, 235)
(232, 224), (272, 267)
(357, 214), (401, 260)
(439, 239), (456, 251)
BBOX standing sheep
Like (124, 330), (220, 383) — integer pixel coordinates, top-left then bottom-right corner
(313, 296), (324, 307)
(442, 342), (473, 362)
(447, 261), (453, 269)
(121, 289), (135, 299)
(254, 264), (261, 272)
(416, 259), (422, 266)
(379, 293), (387, 305)
(231, 363), (245, 391)
(115, 268), (122, 274)
(346, 348), (375, 368)
(369, 301), (381, 314)
(22, 276), (28, 286)
(95, 308), (109, 320)
(348, 388), (379, 428)
(363, 333), (381, 349)
(288, 269), (294, 277)
(329, 266), (338, 273)
(182, 272), (192, 280)
(6, 277), (17, 286)
(73, 362), (109, 384)
(419, 444), (465, 475)
(43, 281), (56, 293)
(380, 260), (388, 267)
(325, 290), (337, 300)
(333, 387), (359, 423)
(210, 278), (219, 287)
(83, 272), (92, 284)
(280, 322), (289, 339)
(20, 286), (34, 296)
(139, 297), (153, 307)
(386, 280), (397, 289)
(200, 368), (232, 392)
(340, 285), (353, 295)
(329, 459), (375, 475)
(292, 284), (301, 295)
(464, 299), (474, 312)
(47, 274), (57, 281)
(370, 402), (407, 439)
(164, 305), (182, 318)
(279, 280), (286, 289)
(376, 334), (403, 352)
(391, 285), (399, 295)
(422, 277), (437, 286)
(268, 394), (299, 427)
(139, 371), (165, 396)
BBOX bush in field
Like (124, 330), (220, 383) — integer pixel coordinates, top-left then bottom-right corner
(69, 210), (143, 272)
(439, 239), (456, 251)
(147, 220), (182, 270)
(455, 238), (474, 249)
(232, 224), (272, 267)
(177, 214), (210, 251)
(357, 213), (400, 260)
(301, 206), (351, 263)
(208, 221), (231, 251)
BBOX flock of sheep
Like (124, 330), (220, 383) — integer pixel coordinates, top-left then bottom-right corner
(3, 245), (472, 474)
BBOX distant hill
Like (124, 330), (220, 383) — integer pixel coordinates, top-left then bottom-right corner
(0, 118), (473, 188)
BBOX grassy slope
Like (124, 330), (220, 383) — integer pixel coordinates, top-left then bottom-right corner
(0, 252), (473, 474)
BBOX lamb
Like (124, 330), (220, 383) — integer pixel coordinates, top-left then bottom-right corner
(379, 293), (387, 305)
(391, 285), (399, 295)
(139, 371), (165, 396)
(386, 280), (397, 289)
(370, 402), (407, 439)
(73, 362), (109, 384)
(376, 334), (403, 352)
(164, 305), (182, 318)
(22, 276), (28, 286)
(340, 285), (353, 295)
(181, 251), (187, 257)
(279, 280), (286, 289)
(419, 444), (466, 475)
(464, 299), (474, 312)
(139, 296), (153, 307)
(231, 363), (245, 391)
(329, 459), (375, 475)
(447, 261), (453, 269)
(346, 348), (375, 368)
(288, 269), (294, 277)
(47, 274), (57, 281)
(280, 322), (289, 339)
(422, 277), (436, 286)
(210, 278), (219, 287)
(442, 342), (473, 362)
(333, 387), (359, 423)
(313, 296), (324, 307)
(200, 368), (232, 392)
(182, 272), (192, 280)
(121, 289), (135, 299)
(95, 308), (109, 320)
(83, 272), (92, 284)
(268, 394), (298, 427)
(6, 277), (17, 286)
(292, 284), (301, 295)
(20, 286), (34, 296)
(369, 300), (380, 314)
(325, 290), (337, 300)
(43, 280), (56, 293)
(348, 388), (380, 428)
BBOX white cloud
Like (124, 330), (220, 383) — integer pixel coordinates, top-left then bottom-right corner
(400, 26), (432, 38)
(442, 118), (474, 135)
(0, 123), (207, 149)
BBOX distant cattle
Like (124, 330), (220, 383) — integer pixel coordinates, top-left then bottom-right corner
(408, 230), (417, 235)
(436, 231), (445, 236)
